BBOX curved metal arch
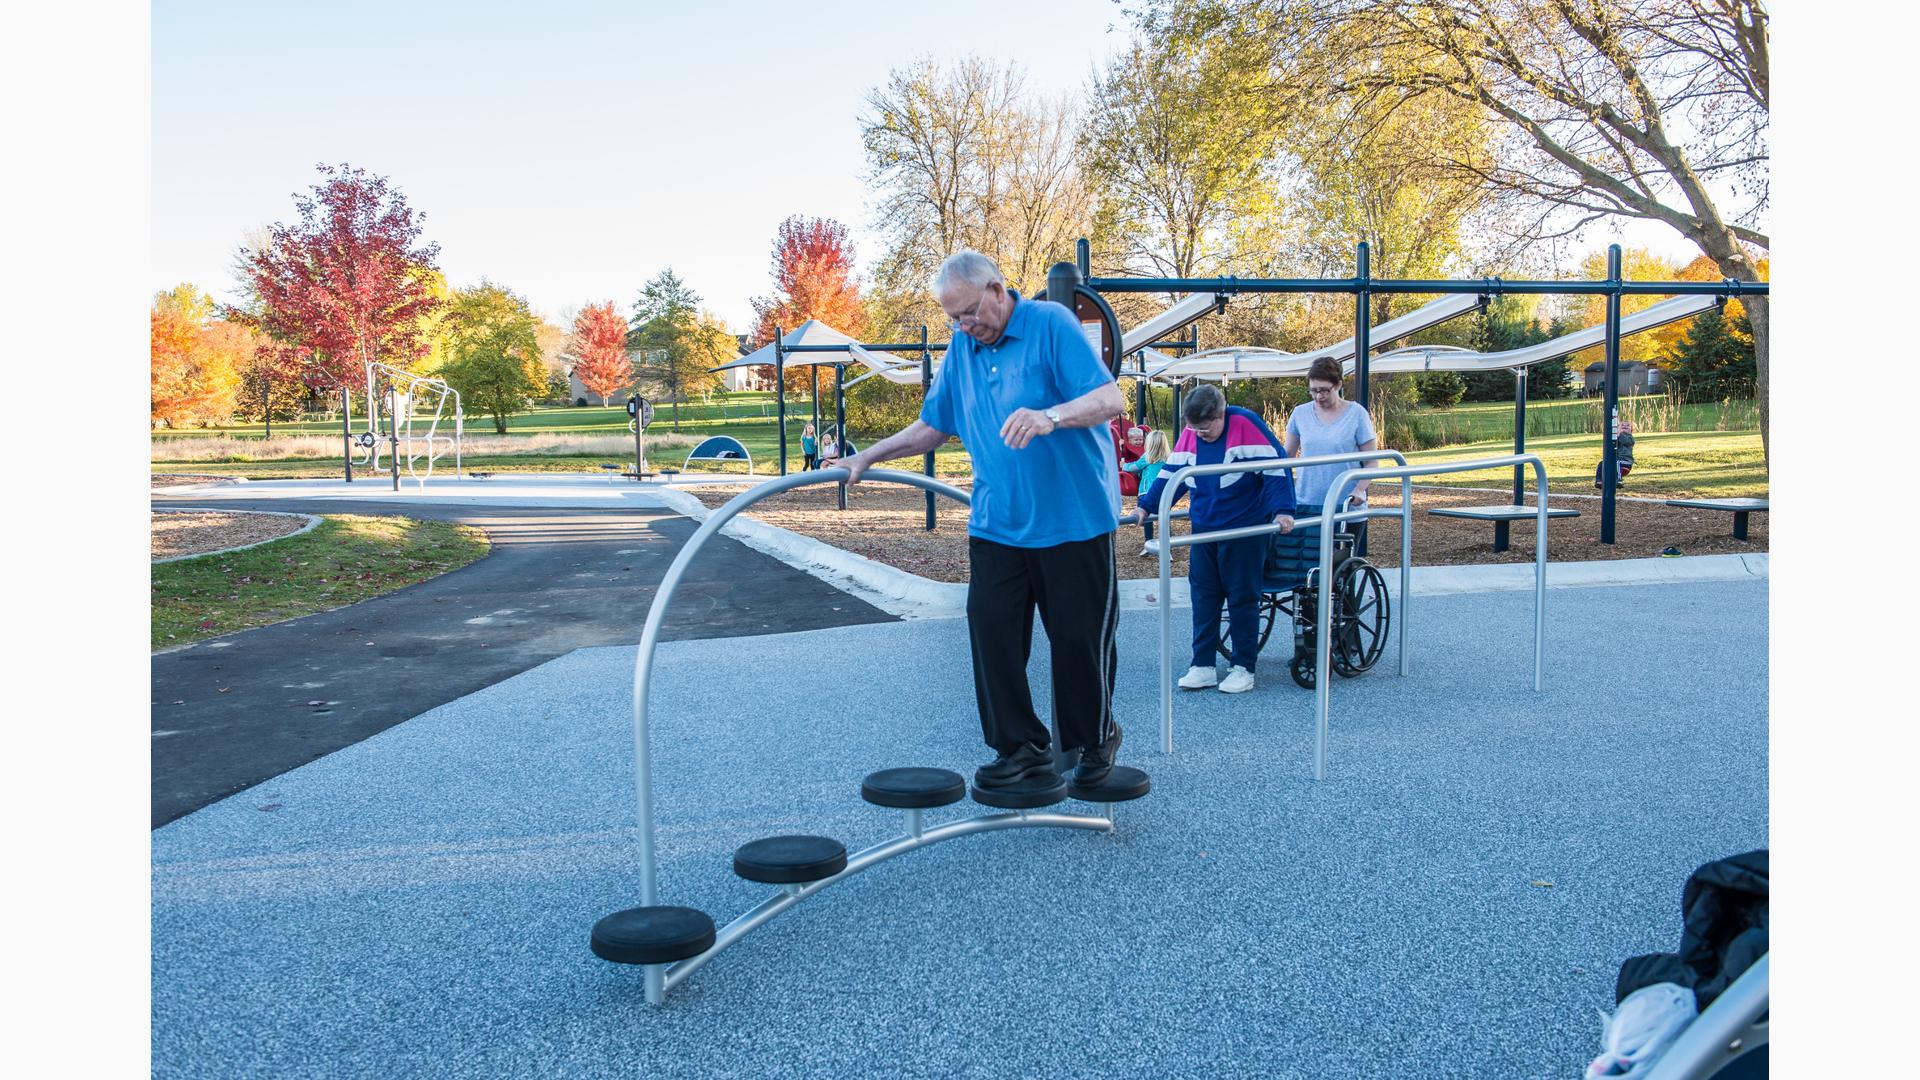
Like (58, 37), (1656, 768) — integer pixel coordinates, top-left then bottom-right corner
(624, 468), (1129, 1003)
(629, 469), (975, 909)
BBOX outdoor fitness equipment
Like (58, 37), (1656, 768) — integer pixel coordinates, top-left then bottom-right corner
(594, 468), (1150, 1005)
(1216, 496), (1390, 690)
(344, 360), (463, 487)
(680, 435), (754, 474)
(1152, 451), (1553, 779)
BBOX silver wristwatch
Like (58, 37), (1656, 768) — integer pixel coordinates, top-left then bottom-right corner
(1044, 406), (1063, 428)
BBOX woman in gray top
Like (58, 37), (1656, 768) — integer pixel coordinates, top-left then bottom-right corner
(1285, 357), (1382, 537)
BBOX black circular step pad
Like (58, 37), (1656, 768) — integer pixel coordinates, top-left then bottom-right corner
(733, 835), (849, 884)
(590, 905), (716, 965)
(970, 773), (1069, 810)
(861, 767), (967, 809)
(1067, 765), (1151, 804)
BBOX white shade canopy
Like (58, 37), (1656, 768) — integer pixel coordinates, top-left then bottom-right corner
(1137, 294), (1719, 384)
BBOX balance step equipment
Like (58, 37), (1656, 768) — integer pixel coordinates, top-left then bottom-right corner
(732, 835), (849, 884)
(970, 773), (1070, 810)
(1067, 765), (1151, 803)
(860, 767), (966, 809)
(590, 906), (717, 966)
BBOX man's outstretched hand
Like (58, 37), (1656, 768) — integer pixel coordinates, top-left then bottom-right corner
(999, 407), (1056, 449)
(839, 453), (870, 485)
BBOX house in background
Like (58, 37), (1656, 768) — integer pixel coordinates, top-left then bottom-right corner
(1582, 360), (1664, 396)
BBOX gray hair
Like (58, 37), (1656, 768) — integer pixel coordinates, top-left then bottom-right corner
(1184, 383), (1226, 426)
(930, 250), (1005, 295)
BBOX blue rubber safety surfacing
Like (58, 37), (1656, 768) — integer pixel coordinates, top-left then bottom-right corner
(152, 582), (1767, 1079)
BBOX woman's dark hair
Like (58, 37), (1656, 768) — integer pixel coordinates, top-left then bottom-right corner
(1183, 383), (1226, 426)
(1307, 357), (1344, 387)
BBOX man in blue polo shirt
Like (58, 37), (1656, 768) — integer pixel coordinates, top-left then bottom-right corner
(839, 251), (1127, 789)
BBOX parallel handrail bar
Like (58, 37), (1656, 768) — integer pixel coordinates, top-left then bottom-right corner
(1311, 454), (1549, 780)
(1155, 449), (1408, 754)
(628, 467), (971, 1003)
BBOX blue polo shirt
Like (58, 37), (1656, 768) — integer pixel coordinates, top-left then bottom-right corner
(921, 291), (1120, 548)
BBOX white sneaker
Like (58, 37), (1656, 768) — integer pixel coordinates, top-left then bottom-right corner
(1177, 666), (1218, 690)
(1219, 666), (1255, 694)
(1139, 546), (1153, 557)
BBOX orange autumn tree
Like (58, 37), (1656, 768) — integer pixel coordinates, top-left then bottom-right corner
(150, 284), (247, 427)
(569, 302), (632, 405)
(750, 215), (867, 397)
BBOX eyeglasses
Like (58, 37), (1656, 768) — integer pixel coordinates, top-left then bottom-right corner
(944, 287), (997, 331)
(945, 299), (985, 331)
(1308, 384), (1338, 396)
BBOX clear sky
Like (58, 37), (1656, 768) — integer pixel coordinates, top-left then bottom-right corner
(152, 0), (1134, 331)
(152, 0), (1705, 333)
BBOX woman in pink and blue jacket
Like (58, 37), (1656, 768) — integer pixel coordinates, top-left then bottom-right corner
(1126, 383), (1296, 694)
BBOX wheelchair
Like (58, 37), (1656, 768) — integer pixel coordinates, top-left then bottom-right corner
(1216, 500), (1392, 689)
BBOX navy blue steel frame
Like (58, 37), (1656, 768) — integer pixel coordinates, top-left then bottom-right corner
(1074, 241), (1769, 545)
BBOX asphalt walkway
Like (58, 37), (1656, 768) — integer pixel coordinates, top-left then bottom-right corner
(150, 492), (892, 826)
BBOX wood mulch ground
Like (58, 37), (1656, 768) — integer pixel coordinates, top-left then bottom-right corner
(152, 510), (309, 561)
(150, 473), (237, 489)
(690, 479), (1767, 584)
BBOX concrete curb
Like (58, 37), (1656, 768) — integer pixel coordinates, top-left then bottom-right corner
(151, 508), (324, 564)
(653, 492), (1766, 620)
(649, 488), (969, 619)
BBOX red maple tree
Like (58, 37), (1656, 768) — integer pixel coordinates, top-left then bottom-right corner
(749, 216), (866, 395)
(243, 163), (442, 392)
(570, 302), (633, 406)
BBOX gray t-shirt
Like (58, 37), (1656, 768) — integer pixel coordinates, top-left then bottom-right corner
(1285, 400), (1379, 506)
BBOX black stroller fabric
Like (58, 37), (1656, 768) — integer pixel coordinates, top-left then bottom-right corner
(1615, 849), (1768, 1010)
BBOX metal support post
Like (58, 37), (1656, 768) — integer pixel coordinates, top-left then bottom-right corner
(341, 386), (353, 483)
(834, 363), (848, 511)
(774, 327), (787, 476)
(1512, 368), (1527, 505)
(921, 325), (935, 531)
(1354, 241), (1372, 410)
(1600, 246), (1622, 544)
(387, 387), (399, 492)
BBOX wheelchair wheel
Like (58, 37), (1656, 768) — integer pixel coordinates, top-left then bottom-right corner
(1287, 653), (1315, 690)
(1330, 560), (1391, 677)
(1217, 593), (1279, 660)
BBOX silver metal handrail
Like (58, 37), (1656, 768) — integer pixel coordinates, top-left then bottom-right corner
(626, 467), (1118, 1005)
(1311, 455), (1548, 779)
(1154, 450), (1408, 753)
(1153, 451), (1552, 780)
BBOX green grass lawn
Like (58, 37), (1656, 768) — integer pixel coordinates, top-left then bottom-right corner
(1404, 394), (1757, 444)
(1400, 428), (1767, 498)
(152, 394), (811, 440)
(152, 515), (489, 649)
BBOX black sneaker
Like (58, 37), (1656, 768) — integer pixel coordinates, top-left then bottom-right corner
(1072, 723), (1123, 787)
(975, 742), (1054, 788)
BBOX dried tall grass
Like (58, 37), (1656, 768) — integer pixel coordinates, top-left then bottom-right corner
(151, 431), (702, 462)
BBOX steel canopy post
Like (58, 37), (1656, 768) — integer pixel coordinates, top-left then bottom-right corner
(1601, 246), (1623, 544)
(1354, 241), (1372, 410)
(774, 326), (787, 476)
(921, 324), (935, 531)
(835, 362), (848, 511)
